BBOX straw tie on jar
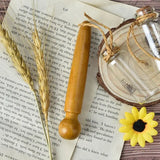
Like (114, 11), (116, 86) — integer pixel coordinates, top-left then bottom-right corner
(127, 6), (160, 64)
(79, 13), (120, 62)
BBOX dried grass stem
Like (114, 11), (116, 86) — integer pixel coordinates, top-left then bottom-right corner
(0, 25), (34, 90)
(32, 29), (50, 118)
(32, 27), (52, 160)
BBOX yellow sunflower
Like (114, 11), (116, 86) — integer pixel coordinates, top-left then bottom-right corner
(119, 107), (158, 147)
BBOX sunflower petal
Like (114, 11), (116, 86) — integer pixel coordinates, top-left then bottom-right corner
(130, 133), (138, 147)
(148, 128), (158, 136)
(143, 112), (155, 121)
(125, 112), (135, 123)
(148, 120), (158, 128)
(119, 126), (132, 133)
(138, 134), (145, 147)
(120, 119), (132, 125)
(132, 107), (139, 121)
(123, 130), (134, 141)
(143, 132), (153, 143)
(139, 107), (147, 119)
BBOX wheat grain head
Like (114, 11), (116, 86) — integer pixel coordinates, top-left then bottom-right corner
(32, 27), (50, 120)
(0, 23), (52, 159)
(0, 25), (34, 90)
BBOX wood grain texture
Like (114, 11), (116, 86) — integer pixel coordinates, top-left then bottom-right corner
(0, 0), (9, 22)
(112, 2), (160, 160)
(59, 23), (91, 140)
(0, 0), (160, 160)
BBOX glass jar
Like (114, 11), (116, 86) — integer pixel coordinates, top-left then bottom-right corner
(136, 6), (160, 59)
(99, 6), (160, 105)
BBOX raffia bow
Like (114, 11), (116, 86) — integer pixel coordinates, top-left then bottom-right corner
(80, 12), (159, 63)
(79, 13), (120, 62)
(127, 12), (160, 64)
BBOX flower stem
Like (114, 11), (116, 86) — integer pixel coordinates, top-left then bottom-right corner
(45, 115), (53, 160)
(32, 88), (49, 145)
(32, 88), (52, 160)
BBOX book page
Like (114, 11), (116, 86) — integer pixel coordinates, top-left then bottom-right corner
(80, 0), (138, 19)
(72, 86), (132, 160)
(0, 0), (123, 160)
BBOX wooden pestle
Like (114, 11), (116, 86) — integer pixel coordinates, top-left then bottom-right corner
(58, 21), (91, 140)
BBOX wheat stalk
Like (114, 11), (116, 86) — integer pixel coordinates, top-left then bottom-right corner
(32, 25), (52, 160)
(0, 24), (34, 90)
(32, 28), (50, 120)
(0, 24), (49, 156)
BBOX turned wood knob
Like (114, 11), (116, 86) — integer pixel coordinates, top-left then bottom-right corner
(58, 21), (91, 139)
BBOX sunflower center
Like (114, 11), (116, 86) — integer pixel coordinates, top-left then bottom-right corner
(133, 119), (147, 132)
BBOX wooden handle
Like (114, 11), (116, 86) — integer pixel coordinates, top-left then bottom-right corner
(58, 22), (91, 140)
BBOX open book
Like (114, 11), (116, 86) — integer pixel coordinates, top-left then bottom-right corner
(0, 0), (131, 160)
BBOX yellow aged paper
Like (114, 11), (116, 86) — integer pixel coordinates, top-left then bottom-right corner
(0, 0), (123, 160)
